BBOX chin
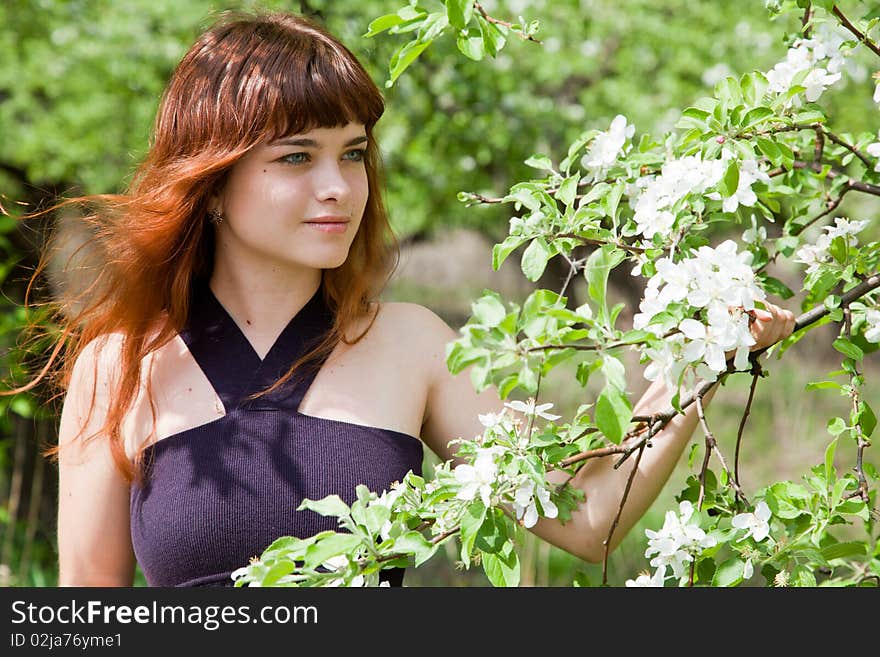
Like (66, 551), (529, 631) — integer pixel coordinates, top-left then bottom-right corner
(302, 249), (351, 270)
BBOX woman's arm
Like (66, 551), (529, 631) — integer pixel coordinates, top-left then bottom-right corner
(419, 302), (796, 563)
(57, 336), (136, 586)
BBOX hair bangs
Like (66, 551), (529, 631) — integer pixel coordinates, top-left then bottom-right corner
(260, 29), (385, 142)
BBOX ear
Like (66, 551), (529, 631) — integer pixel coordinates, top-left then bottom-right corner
(207, 187), (224, 214)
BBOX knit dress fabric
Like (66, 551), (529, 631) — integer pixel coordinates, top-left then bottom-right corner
(130, 280), (424, 587)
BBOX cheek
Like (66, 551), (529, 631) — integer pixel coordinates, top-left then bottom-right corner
(353, 171), (370, 209)
(225, 170), (297, 220)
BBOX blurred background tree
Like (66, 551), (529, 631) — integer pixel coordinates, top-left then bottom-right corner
(1, 0), (876, 586)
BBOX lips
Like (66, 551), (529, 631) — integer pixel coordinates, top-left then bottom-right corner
(304, 216), (350, 234)
(305, 216), (349, 224)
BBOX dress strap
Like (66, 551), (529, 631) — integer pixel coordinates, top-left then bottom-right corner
(180, 279), (335, 411)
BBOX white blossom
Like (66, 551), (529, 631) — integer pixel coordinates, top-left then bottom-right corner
(513, 479), (558, 528)
(794, 217), (869, 274)
(454, 448), (500, 507)
(635, 241), (764, 382)
(321, 555), (365, 587)
(478, 409), (515, 433)
(742, 215), (767, 244)
(629, 154), (724, 239)
(581, 114), (635, 179)
(765, 34), (844, 106)
(731, 500), (772, 542)
(743, 558), (754, 580)
(644, 501), (717, 580)
(504, 399), (562, 421)
(864, 309), (880, 343)
(373, 485), (405, 541)
(625, 568), (667, 587)
(802, 67), (842, 102)
(642, 334), (687, 391)
(708, 157), (771, 213)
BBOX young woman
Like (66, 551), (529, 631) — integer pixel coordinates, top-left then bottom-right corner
(47, 12), (795, 587)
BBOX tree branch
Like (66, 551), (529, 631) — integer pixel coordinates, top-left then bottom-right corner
(734, 362), (764, 492)
(832, 4), (880, 59)
(559, 273), (880, 469)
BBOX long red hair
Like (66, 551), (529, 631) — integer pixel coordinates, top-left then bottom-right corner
(11, 11), (397, 484)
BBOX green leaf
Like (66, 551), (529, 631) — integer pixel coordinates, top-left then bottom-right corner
(805, 380), (843, 391)
(456, 33), (485, 60)
(474, 508), (508, 553)
(681, 106), (710, 121)
(712, 557), (745, 587)
(521, 237), (552, 281)
(482, 542), (520, 587)
(446, 0), (474, 30)
(524, 154), (554, 170)
(459, 501), (487, 567)
(364, 13), (407, 37)
(824, 437), (838, 481)
(595, 385), (632, 444)
(721, 161), (740, 198)
(302, 533), (363, 569)
(760, 275), (794, 299)
(394, 531), (436, 567)
(821, 541), (867, 561)
(388, 39), (433, 86)
(826, 418), (846, 437)
(298, 495), (350, 518)
(792, 567), (817, 588)
(261, 560), (296, 586)
(492, 236), (526, 271)
(477, 15), (507, 57)
(584, 244), (626, 327)
(832, 337), (864, 361)
(557, 174), (580, 207)
(471, 294), (507, 327)
(741, 106), (774, 129)
(859, 401), (877, 437)
(601, 355), (627, 392)
(828, 235), (847, 264)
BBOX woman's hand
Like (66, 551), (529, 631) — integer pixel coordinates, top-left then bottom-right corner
(746, 302), (797, 352)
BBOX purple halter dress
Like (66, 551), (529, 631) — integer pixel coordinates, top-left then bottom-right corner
(130, 280), (424, 586)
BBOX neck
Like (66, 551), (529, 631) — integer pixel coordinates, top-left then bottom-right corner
(208, 254), (322, 346)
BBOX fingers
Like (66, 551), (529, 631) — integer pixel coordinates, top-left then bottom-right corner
(748, 302), (796, 348)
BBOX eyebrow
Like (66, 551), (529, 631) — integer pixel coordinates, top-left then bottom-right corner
(270, 135), (368, 148)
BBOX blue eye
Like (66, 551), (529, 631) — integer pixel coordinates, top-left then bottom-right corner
(344, 149), (366, 162)
(282, 152), (309, 165)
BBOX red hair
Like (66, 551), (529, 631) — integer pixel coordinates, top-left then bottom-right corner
(11, 12), (397, 484)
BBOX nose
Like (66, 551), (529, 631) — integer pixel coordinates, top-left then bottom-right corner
(313, 159), (350, 203)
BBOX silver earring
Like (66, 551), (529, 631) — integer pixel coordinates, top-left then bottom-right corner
(208, 209), (223, 225)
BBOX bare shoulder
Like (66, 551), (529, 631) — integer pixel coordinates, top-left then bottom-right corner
(351, 300), (459, 385)
(66, 333), (125, 402)
(375, 301), (457, 340)
(375, 301), (458, 356)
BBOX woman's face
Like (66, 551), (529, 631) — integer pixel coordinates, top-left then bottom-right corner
(213, 122), (370, 272)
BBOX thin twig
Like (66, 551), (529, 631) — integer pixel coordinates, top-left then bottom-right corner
(556, 233), (647, 255)
(843, 306), (871, 503)
(474, 2), (541, 43)
(832, 4), (880, 58)
(801, 4), (812, 39)
(601, 429), (650, 586)
(695, 395), (714, 511)
(734, 362), (763, 491)
(696, 394), (750, 507)
(558, 251), (581, 298)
